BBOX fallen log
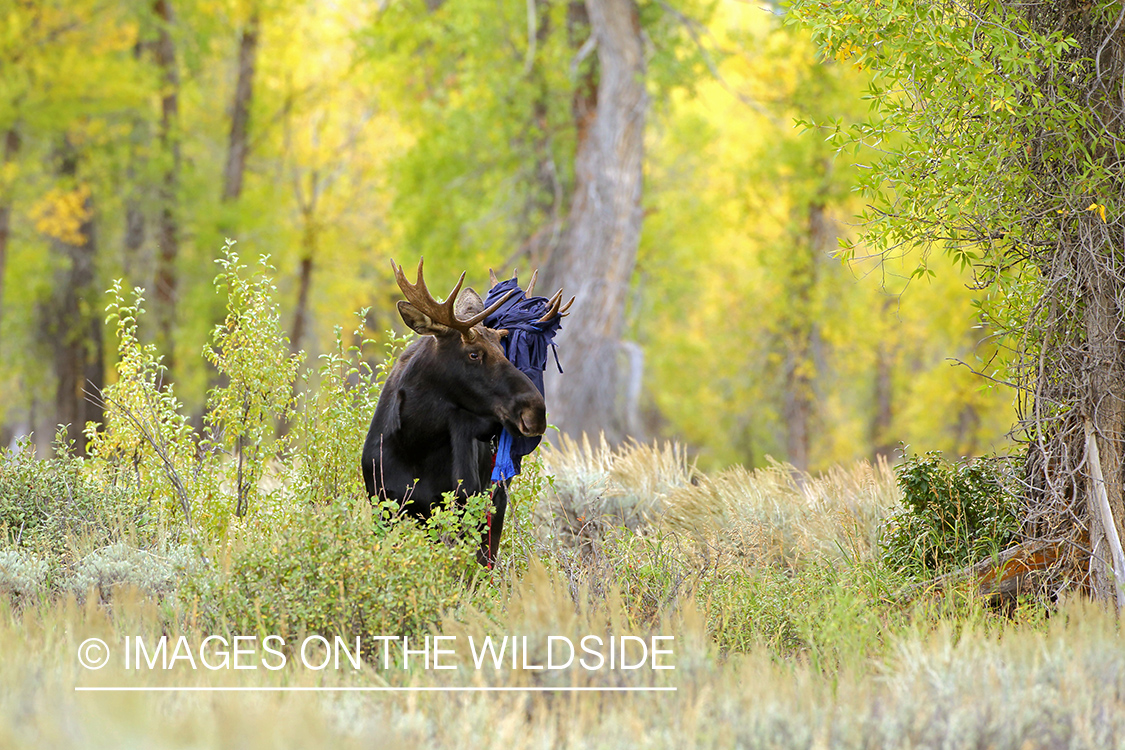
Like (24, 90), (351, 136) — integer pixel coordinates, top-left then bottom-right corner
(896, 538), (1072, 605)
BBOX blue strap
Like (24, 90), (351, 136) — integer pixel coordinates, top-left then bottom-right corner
(491, 428), (517, 482)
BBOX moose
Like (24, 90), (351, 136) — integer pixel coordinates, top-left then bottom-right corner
(362, 259), (569, 567)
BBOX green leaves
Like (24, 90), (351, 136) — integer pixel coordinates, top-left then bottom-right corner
(785, 0), (1121, 432)
(183, 493), (482, 648)
(289, 311), (386, 507)
(86, 281), (198, 526)
(881, 450), (1021, 578)
(203, 239), (300, 520)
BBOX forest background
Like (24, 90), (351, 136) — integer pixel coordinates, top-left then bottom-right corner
(0, 0), (1015, 471)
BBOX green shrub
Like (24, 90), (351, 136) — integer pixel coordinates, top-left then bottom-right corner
(289, 314), (399, 507)
(880, 450), (1020, 578)
(0, 433), (153, 560)
(183, 492), (490, 655)
(63, 542), (199, 603)
(0, 548), (49, 604)
(85, 283), (199, 528)
(0, 432), (172, 607)
(203, 240), (300, 521)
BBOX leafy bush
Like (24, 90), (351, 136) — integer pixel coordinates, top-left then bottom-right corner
(0, 434), (152, 563)
(183, 492), (489, 654)
(0, 548), (49, 603)
(63, 542), (198, 603)
(85, 283), (199, 527)
(89, 242), (304, 536)
(289, 315), (400, 507)
(880, 450), (1020, 578)
(203, 240), (300, 520)
(0, 433), (173, 607)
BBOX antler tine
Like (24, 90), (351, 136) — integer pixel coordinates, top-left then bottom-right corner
(489, 268), (500, 288)
(390, 258), (415, 300)
(525, 269), (538, 297)
(537, 290), (575, 323)
(537, 290), (563, 323)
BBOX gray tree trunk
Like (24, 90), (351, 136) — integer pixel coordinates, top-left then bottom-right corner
(0, 128), (19, 352)
(1080, 222), (1125, 604)
(122, 41), (149, 292)
(782, 199), (832, 473)
(541, 0), (647, 445)
(153, 0), (181, 376)
(47, 142), (104, 455)
(223, 12), (259, 203)
(871, 294), (897, 463)
(289, 220), (317, 357)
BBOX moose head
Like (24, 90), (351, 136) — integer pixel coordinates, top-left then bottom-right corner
(390, 259), (549, 441)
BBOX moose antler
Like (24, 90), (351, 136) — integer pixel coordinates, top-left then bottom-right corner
(392, 258), (514, 339)
(485, 266), (573, 324)
(538, 289), (575, 323)
(487, 267), (536, 295)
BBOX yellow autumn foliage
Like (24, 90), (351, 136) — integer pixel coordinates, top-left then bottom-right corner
(30, 185), (92, 247)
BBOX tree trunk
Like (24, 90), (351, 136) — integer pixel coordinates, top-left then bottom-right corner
(540, 0), (647, 445)
(47, 142), (104, 455)
(782, 200), (831, 473)
(223, 12), (259, 203)
(871, 294), (896, 463)
(0, 128), (19, 350)
(896, 538), (1066, 608)
(289, 223), (316, 357)
(122, 41), (148, 291)
(153, 0), (181, 376)
(952, 402), (981, 457)
(277, 216), (316, 441)
(122, 180), (146, 284)
(1081, 222), (1125, 604)
(289, 153), (321, 357)
(783, 336), (813, 474)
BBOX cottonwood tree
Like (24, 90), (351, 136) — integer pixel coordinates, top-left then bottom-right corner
(222, 4), (261, 204)
(791, 0), (1125, 603)
(637, 10), (1014, 471)
(539, 0), (648, 444)
(152, 0), (182, 376)
(267, 2), (390, 356)
(369, 0), (709, 444)
(39, 141), (105, 455)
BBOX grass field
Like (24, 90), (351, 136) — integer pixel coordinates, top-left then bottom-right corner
(2, 439), (1123, 749)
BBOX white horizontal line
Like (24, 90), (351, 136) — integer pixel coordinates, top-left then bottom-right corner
(75, 686), (676, 693)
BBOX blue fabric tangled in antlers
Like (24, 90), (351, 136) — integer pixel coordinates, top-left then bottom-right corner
(483, 277), (564, 482)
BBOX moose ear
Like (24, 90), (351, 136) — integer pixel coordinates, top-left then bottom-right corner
(454, 287), (484, 318)
(398, 300), (452, 337)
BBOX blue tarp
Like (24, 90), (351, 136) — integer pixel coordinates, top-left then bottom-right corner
(483, 277), (564, 481)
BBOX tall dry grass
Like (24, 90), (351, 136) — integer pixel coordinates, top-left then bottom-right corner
(660, 458), (899, 568)
(2, 569), (1123, 748)
(538, 435), (898, 568)
(4, 438), (1124, 748)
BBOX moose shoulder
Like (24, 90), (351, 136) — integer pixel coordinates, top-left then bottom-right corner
(361, 259), (567, 567)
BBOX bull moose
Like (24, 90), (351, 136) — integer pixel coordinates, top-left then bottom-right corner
(361, 259), (569, 567)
